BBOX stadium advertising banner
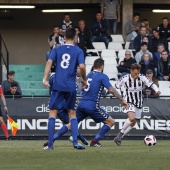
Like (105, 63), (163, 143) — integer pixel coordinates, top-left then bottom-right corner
(1, 98), (170, 137)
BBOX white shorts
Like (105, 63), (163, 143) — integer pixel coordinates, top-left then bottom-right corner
(123, 103), (142, 119)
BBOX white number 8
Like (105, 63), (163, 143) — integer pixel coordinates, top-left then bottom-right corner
(60, 54), (71, 69)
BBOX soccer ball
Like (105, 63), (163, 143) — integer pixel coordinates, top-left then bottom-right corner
(144, 135), (156, 146)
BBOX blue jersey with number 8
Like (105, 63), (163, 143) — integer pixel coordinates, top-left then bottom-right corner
(49, 44), (84, 92)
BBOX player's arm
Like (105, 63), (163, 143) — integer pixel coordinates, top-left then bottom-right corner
(144, 76), (161, 95)
(108, 87), (128, 109)
(0, 88), (8, 113)
(79, 64), (87, 90)
(43, 59), (53, 88)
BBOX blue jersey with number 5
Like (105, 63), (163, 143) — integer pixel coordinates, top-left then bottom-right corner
(49, 44), (84, 92)
(81, 70), (112, 102)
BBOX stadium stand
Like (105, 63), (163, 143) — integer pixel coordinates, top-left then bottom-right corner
(110, 34), (125, 44)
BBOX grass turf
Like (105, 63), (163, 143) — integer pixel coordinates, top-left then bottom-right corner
(0, 140), (170, 170)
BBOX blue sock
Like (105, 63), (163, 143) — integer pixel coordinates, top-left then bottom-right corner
(48, 117), (55, 147)
(93, 124), (111, 142)
(53, 125), (68, 142)
(70, 117), (78, 146)
(77, 133), (86, 142)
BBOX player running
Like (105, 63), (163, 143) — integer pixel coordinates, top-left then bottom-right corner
(114, 63), (161, 146)
(43, 28), (86, 150)
(50, 58), (128, 147)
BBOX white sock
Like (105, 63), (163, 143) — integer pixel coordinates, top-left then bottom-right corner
(120, 118), (132, 134)
(122, 126), (133, 138)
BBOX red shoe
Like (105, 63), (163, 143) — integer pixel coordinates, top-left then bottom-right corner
(90, 140), (102, 147)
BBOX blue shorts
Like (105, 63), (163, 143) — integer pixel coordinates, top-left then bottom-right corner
(57, 109), (69, 124)
(76, 101), (109, 123)
(49, 90), (77, 110)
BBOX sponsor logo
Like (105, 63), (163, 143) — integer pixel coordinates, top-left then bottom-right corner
(7, 118), (170, 131)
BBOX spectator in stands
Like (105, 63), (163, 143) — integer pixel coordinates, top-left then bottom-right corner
(135, 42), (153, 64)
(60, 13), (74, 35)
(157, 50), (170, 81)
(100, 0), (120, 34)
(117, 50), (136, 78)
(142, 36), (152, 52)
(78, 20), (94, 50)
(4, 82), (22, 98)
(1, 71), (22, 95)
(46, 25), (65, 60)
(152, 28), (168, 52)
(143, 69), (159, 98)
(134, 26), (152, 52)
(157, 17), (170, 41)
(140, 19), (151, 35)
(125, 13), (141, 41)
(140, 53), (154, 76)
(91, 12), (111, 48)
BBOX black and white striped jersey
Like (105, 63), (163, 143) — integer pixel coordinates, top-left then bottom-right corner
(115, 74), (159, 108)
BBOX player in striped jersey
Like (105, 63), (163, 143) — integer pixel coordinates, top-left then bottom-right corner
(114, 63), (161, 146)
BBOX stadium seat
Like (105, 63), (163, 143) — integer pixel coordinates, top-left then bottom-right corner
(101, 49), (117, 58)
(158, 81), (170, 99)
(108, 42), (123, 51)
(110, 34), (125, 44)
(86, 49), (100, 57)
(85, 56), (99, 65)
(104, 65), (118, 74)
(86, 64), (93, 75)
(92, 42), (106, 50)
(103, 57), (117, 65)
(109, 80), (121, 94)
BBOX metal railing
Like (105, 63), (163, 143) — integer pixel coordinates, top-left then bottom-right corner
(0, 33), (9, 82)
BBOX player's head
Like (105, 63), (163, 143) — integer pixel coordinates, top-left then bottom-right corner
(65, 28), (76, 40)
(93, 58), (104, 72)
(130, 63), (141, 79)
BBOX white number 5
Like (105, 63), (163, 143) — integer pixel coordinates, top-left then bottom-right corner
(60, 53), (70, 69)
(84, 78), (92, 91)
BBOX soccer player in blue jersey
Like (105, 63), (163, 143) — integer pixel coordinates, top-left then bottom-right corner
(43, 28), (86, 150)
(50, 58), (128, 147)
(43, 71), (90, 147)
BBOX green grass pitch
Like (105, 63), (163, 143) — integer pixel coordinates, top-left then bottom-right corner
(0, 140), (170, 170)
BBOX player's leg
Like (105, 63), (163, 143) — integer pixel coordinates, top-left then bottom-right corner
(88, 107), (114, 147)
(91, 116), (115, 147)
(44, 90), (64, 150)
(66, 92), (85, 149)
(0, 116), (10, 140)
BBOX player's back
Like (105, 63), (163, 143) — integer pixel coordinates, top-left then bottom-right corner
(49, 44), (84, 92)
(81, 70), (111, 102)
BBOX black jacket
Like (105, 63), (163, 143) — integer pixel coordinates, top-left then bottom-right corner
(157, 58), (170, 77)
(117, 57), (136, 73)
(91, 19), (108, 37)
(140, 60), (154, 76)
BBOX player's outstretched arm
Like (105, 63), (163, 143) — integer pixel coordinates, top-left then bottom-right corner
(43, 59), (53, 88)
(79, 64), (87, 90)
(108, 87), (128, 109)
(151, 84), (161, 95)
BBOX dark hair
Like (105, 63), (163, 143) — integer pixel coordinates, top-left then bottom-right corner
(161, 50), (168, 55)
(65, 28), (76, 40)
(8, 70), (15, 76)
(131, 63), (141, 70)
(53, 25), (60, 29)
(162, 17), (168, 21)
(141, 42), (148, 47)
(133, 13), (140, 17)
(93, 58), (104, 69)
(64, 13), (70, 16)
(142, 19), (148, 22)
(152, 28), (158, 33)
(11, 82), (17, 88)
